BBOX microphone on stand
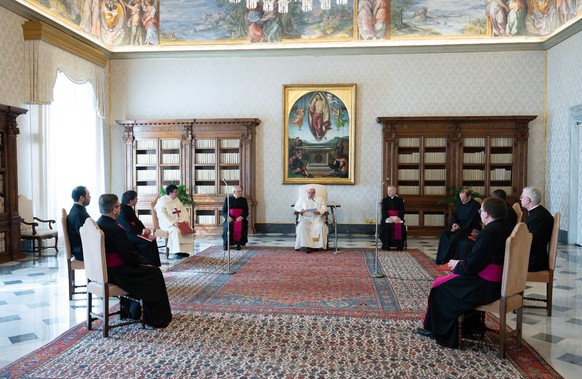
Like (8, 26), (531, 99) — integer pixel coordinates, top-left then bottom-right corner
(371, 178), (389, 278)
(222, 179), (235, 275)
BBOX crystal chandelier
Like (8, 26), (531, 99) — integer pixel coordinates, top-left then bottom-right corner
(228, 0), (347, 14)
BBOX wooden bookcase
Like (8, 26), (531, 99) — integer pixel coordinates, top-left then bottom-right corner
(118, 118), (260, 234)
(376, 116), (535, 236)
(0, 104), (26, 263)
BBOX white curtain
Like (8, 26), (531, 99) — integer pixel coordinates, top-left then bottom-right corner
(45, 71), (105, 221)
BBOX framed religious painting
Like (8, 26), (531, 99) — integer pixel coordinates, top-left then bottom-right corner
(283, 84), (356, 185)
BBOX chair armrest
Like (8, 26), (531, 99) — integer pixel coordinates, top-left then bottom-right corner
(21, 220), (39, 227)
(33, 217), (56, 229)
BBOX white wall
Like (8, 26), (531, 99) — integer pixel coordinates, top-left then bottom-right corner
(547, 31), (582, 238)
(110, 51), (546, 225)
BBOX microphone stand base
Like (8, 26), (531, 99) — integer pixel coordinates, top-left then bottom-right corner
(223, 269), (236, 275)
(369, 272), (385, 278)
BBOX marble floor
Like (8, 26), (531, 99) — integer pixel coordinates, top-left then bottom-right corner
(1, 233), (581, 378)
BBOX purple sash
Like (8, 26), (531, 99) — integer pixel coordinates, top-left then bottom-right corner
(431, 263), (503, 289)
(387, 210), (402, 240)
(229, 208), (243, 242)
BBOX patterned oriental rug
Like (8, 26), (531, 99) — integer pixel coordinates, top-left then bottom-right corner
(2, 247), (562, 379)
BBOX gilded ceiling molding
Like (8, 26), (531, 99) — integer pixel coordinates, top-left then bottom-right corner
(22, 21), (109, 68)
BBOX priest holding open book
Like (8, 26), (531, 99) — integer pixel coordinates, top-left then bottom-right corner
(117, 190), (161, 266)
(155, 184), (194, 257)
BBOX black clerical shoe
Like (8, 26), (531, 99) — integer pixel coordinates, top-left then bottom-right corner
(304, 247), (313, 253)
(222, 245), (228, 250)
(236, 244), (241, 250)
(416, 328), (433, 338)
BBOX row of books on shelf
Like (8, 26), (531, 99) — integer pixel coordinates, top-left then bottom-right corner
(424, 152), (446, 163)
(490, 168), (512, 181)
(195, 185), (216, 194)
(195, 153), (216, 164)
(196, 170), (216, 181)
(463, 151), (486, 164)
(161, 140), (181, 149)
(136, 154), (159, 165)
(163, 169), (181, 181)
(463, 138), (486, 147)
(196, 215), (216, 225)
(398, 152), (420, 164)
(136, 140), (158, 150)
(0, 232), (5, 252)
(398, 186), (446, 195)
(463, 169), (485, 181)
(493, 186), (512, 195)
(137, 170), (157, 181)
(490, 154), (513, 164)
(161, 154), (180, 164)
(490, 137), (514, 147)
(0, 176), (3, 193)
(399, 137), (447, 148)
(195, 139), (216, 149)
(136, 185), (159, 195)
(424, 169), (446, 181)
(397, 169), (419, 181)
(0, 195), (4, 213)
(405, 214), (419, 227)
(424, 214), (445, 226)
(464, 137), (514, 148)
(220, 139), (240, 149)
(221, 169), (240, 180)
(220, 153), (240, 164)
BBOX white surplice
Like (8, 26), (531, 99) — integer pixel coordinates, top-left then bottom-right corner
(154, 195), (194, 254)
(294, 195), (328, 249)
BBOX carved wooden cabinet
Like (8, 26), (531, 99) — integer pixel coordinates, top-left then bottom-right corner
(376, 116), (535, 236)
(118, 118), (260, 234)
(0, 104), (26, 263)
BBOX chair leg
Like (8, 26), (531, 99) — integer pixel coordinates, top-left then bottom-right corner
(68, 262), (74, 301)
(516, 307), (523, 350)
(498, 309), (507, 359)
(547, 281), (553, 317)
(458, 313), (465, 348)
(53, 235), (59, 253)
(103, 291), (110, 338)
(87, 292), (93, 330)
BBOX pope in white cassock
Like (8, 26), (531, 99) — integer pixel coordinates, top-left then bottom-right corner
(155, 184), (194, 256)
(294, 186), (328, 252)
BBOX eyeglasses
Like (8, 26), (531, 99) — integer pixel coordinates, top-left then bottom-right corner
(478, 209), (484, 214)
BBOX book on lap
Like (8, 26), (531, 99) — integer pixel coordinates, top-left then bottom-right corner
(138, 233), (156, 242)
(177, 221), (194, 234)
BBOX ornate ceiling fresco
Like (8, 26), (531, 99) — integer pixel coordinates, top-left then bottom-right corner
(14, 0), (582, 51)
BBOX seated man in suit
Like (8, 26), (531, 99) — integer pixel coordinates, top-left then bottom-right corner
(117, 190), (161, 266)
(66, 185), (92, 261)
(435, 189), (481, 264)
(154, 184), (194, 257)
(294, 186), (327, 253)
(520, 186), (554, 272)
(222, 185), (249, 250)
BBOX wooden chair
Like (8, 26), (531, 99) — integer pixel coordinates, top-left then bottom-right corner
(61, 208), (86, 300)
(292, 184), (330, 249)
(80, 218), (145, 337)
(151, 196), (169, 258)
(512, 202), (523, 223)
(457, 222), (532, 358)
(18, 195), (58, 257)
(524, 211), (560, 316)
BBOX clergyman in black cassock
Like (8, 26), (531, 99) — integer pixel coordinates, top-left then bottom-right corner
(67, 186), (92, 261)
(525, 205), (554, 271)
(96, 194), (172, 328)
(435, 190), (481, 264)
(222, 186), (249, 250)
(117, 201), (161, 267)
(379, 186), (406, 250)
(422, 197), (513, 348)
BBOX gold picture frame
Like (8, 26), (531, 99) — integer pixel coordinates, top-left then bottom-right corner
(283, 84), (356, 185)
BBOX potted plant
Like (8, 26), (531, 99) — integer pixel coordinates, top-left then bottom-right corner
(159, 183), (195, 206)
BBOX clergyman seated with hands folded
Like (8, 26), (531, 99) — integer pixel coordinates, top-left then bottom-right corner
(96, 194), (172, 328)
(417, 196), (513, 348)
